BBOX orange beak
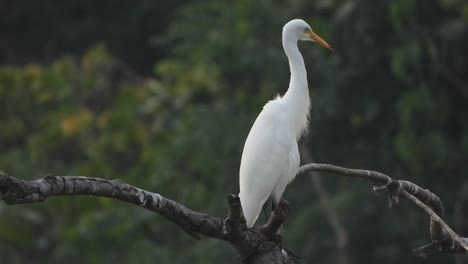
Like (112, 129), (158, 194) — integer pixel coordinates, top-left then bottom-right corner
(306, 30), (333, 51)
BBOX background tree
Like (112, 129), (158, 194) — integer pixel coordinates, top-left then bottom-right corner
(0, 0), (467, 263)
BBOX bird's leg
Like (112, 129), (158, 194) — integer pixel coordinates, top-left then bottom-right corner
(276, 199), (302, 264)
(272, 199), (284, 234)
(258, 199), (288, 236)
(271, 199), (278, 212)
(258, 199), (303, 263)
(262, 198), (273, 223)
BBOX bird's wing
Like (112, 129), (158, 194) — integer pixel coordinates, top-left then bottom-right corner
(239, 101), (293, 226)
(271, 140), (300, 202)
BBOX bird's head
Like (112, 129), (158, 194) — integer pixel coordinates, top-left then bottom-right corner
(283, 19), (333, 51)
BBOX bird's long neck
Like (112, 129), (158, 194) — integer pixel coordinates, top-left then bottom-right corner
(282, 36), (310, 138)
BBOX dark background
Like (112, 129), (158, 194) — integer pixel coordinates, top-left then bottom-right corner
(0, 0), (467, 263)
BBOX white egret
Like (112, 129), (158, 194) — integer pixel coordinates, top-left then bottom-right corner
(239, 19), (332, 227)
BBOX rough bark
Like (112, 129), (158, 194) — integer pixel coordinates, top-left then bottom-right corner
(0, 162), (466, 263)
(0, 171), (293, 263)
(454, 202), (465, 264)
(298, 164), (468, 255)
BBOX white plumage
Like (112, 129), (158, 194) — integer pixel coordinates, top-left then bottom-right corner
(239, 19), (332, 227)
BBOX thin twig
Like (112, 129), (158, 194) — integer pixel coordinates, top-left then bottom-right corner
(401, 190), (468, 252)
(298, 163), (392, 184)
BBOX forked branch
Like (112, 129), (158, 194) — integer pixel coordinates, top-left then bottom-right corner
(0, 162), (466, 262)
(0, 171), (292, 264)
(298, 163), (468, 255)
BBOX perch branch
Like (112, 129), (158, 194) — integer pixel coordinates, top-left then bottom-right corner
(0, 171), (223, 240)
(401, 190), (468, 253)
(298, 163), (392, 183)
(1, 162), (466, 261)
(0, 171), (295, 264)
(297, 163), (468, 254)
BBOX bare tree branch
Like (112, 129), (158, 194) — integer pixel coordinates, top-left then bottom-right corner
(454, 202), (465, 264)
(0, 162), (466, 263)
(401, 190), (468, 253)
(297, 163), (468, 255)
(0, 171), (294, 264)
(0, 172), (223, 240)
(298, 163), (392, 183)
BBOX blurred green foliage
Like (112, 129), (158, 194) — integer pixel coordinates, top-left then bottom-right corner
(1, 0), (468, 263)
